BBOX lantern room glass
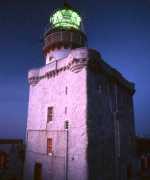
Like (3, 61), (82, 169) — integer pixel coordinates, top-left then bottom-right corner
(50, 9), (81, 30)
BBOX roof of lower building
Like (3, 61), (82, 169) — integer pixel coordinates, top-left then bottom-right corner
(0, 139), (23, 144)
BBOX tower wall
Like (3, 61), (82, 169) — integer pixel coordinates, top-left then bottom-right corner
(24, 48), (88, 180)
(87, 70), (116, 180)
(24, 48), (136, 180)
(86, 52), (136, 180)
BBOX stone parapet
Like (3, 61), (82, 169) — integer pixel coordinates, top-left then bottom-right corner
(28, 48), (89, 85)
(28, 47), (135, 94)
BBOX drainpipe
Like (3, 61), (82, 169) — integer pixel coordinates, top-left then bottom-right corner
(65, 120), (69, 180)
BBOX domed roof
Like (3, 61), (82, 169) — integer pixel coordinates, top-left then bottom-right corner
(50, 3), (82, 30)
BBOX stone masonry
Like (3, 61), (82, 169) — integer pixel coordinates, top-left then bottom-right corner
(24, 47), (136, 180)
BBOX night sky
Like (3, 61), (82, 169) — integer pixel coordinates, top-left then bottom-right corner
(0, 0), (150, 138)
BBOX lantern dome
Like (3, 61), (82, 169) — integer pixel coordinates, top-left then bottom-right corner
(50, 8), (81, 30)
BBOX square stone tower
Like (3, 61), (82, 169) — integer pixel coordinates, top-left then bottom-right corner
(24, 3), (136, 180)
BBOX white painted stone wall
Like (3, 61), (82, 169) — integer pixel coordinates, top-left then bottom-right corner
(25, 47), (89, 180)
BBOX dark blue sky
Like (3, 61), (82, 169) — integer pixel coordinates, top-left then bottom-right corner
(0, 0), (150, 138)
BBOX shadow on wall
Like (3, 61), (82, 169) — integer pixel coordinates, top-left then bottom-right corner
(86, 52), (113, 180)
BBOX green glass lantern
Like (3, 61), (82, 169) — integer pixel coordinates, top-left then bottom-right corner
(50, 8), (81, 30)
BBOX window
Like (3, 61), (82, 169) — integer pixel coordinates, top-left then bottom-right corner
(47, 138), (53, 155)
(98, 84), (102, 94)
(141, 156), (146, 170)
(0, 152), (7, 169)
(141, 155), (150, 170)
(65, 107), (67, 114)
(47, 107), (53, 123)
(49, 56), (53, 62)
(65, 86), (68, 95)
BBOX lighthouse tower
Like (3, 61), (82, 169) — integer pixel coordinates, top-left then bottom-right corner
(24, 3), (136, 180)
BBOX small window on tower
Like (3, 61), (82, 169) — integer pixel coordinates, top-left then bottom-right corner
(98, 84), (102, 94)
(47, 107), (53, 123)
(49, 56), (53, 62)
(47, 138), (53, 155)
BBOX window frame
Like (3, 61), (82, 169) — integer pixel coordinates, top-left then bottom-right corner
(47, 107), (53, 123)
(47, 138), (53, 155)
